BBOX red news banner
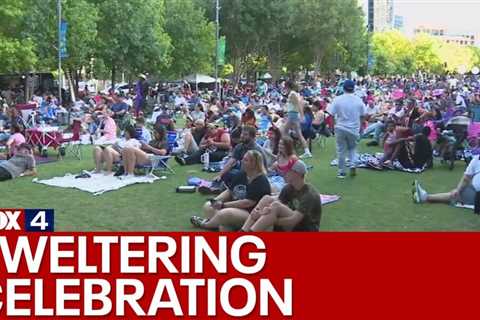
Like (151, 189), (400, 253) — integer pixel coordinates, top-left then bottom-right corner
(0, 209), (479, 319)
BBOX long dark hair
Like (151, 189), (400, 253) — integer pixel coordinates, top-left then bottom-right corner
(268, 126), (281, 155)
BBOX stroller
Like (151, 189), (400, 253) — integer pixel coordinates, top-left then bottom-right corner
(437, 116), (471, 170)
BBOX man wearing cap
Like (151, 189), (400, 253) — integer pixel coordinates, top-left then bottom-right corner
(241, 159), (322, 232)
(0, 143), (37, 181)
(327, 79), (366, 179)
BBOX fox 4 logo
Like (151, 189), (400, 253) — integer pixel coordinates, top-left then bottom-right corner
(0, 209), (22, 231)
(0, 209), (53, 232)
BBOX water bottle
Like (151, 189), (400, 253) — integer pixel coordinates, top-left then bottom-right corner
(201, 152), (210, 170)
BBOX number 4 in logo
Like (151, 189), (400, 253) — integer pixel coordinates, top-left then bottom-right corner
(25, 209), (54, 232)
(31, 211), (49, 230)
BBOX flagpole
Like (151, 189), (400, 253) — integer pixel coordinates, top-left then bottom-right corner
(58, 0), (62, 105)
(215, 0), (220, 96)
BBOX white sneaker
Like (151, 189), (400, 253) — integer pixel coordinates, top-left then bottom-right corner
(412, 180), (428, 203)
(300, 152), (313, 159)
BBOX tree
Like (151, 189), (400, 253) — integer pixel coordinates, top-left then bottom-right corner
(95, 0), (171, 86)
(0, 0), (37, 73)
(412, 34), (443, 74)
(163, 0), (215, 79)
(371, 31), (415, 75)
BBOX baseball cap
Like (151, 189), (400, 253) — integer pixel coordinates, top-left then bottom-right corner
(289, 159), (308, 176)
(343, 79), (355, 91)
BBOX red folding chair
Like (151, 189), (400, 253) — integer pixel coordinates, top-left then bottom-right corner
(59, 120), (83, 159)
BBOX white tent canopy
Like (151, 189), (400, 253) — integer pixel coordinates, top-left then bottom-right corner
(182, 74), (218, 84)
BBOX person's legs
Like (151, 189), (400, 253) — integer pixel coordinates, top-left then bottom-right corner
(204, 208), (250, 231)
(104, 147), (121, 174)
(250, 201), (296, 232)
(413, 180), (456, 204)
(242, 195), (276, 231)
(373, 123), (385, 143)
(336, 130), (348, 176)
(202, 190), (232, 219)
(93, 146), (104, 172)
(123, 147), (150, 175)
(362, 122), (380, 138)
(345, 131), (359, 175)
(0, 167), (12, 181)
(291, 122), (311, 158)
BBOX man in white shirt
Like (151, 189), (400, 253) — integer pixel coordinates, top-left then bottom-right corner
(327, 80), (366, 179)
(174, 92), (187, 108)
(413, 155), (480, 207)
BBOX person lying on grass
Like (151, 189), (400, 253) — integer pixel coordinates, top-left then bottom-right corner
(0, 143), (37, 181)
(412, 154), (480, 207)
(241, 159), (322, 232)
(120, 125), (169, 179)
(190, 150), (271, 231)
(92, 126), (140, 175)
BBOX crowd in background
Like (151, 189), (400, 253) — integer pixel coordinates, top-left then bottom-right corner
(2, 72), (480, 229)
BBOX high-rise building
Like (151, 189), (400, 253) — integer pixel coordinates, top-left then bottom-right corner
(364, 0), (394, 32)
(414, 26), (476, 47)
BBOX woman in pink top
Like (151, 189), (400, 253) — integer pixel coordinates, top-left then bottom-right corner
(99, 110), (117, 141)
(6, 125), (26, 156)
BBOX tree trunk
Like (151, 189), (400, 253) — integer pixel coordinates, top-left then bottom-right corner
(111, 64), (116, 91)
(313, 50), (324, 78)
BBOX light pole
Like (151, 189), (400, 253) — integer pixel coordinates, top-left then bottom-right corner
(215, 0), (220, 96)
(57, 0), (62, 105)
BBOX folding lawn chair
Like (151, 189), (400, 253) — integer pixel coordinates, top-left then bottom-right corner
(59, 120), (83, 160)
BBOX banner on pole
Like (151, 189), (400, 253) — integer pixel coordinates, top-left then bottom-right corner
(217, 36), (226, 66)
(60, 20), (68, 59)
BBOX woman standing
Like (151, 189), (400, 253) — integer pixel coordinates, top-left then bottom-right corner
(283, 82), (312, 159)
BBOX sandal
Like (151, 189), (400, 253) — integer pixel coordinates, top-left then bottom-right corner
(190, 216), (208, 228)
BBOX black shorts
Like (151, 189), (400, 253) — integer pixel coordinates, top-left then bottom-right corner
(0, 166), (12, 181)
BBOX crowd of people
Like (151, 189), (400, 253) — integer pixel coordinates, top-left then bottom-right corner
(2, 72), (480, 228)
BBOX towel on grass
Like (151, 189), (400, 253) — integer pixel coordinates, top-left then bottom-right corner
(33, 172), (159, 196)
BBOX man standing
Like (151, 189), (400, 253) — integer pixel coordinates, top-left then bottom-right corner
(327, 80), (366, 179)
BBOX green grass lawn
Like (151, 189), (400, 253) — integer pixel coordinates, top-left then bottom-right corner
(2, 138), (480, 231)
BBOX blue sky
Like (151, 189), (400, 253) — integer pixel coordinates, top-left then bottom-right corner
(363, 0), (480, 36)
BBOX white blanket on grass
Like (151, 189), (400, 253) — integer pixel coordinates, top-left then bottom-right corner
(33, 172), (159, 196)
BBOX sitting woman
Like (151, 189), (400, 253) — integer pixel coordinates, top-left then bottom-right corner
(93, 126), (140, 175)
(0, 143), (37, 181)
(94, 110), (117, 145)
(121, 126), (169, 178)
(6, 125), (26, 157)
(396, 126), (433, 170)
(269, 135), (298, 193)
(175, 123), (231, 166)
(190, 150), (271, 231)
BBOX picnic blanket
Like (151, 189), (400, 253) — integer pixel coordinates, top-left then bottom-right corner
(330, 153), (426, 174)
(33, 172), (159, 196)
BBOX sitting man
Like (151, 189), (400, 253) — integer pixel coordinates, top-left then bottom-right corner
(413, 154), (480, 208)
(241, 159), (322, 232)
(110, 95), (129, 120)
(0, 143), (37, 181)
(180, 119), (207, 156)
(214, 125), (266, 187)
(121, 126), (169, 178)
